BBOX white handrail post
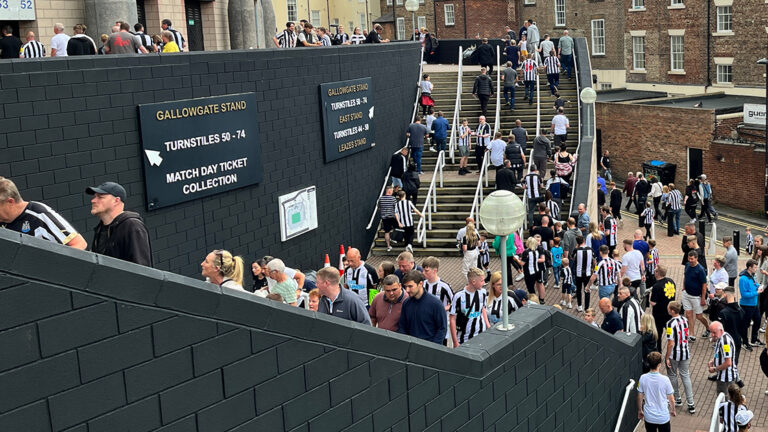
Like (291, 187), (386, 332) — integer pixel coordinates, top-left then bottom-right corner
(613, 379), (636, 432)
(709, 392), (726, 432)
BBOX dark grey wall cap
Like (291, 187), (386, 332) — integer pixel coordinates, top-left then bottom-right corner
(13, 234), (97, 289)
(155, 272), (221, 316)
(90, 255), (164, 304)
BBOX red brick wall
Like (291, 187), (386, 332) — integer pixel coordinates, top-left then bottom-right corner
(710, 2), (768, 87)
(715, 116), (741, 140)
(434, 0), (513, 39)
(705, 142), (764, 212)
(596, 102), (713, 188)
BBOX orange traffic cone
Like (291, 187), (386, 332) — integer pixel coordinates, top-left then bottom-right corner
(323, 254), (330, 268)
(338, 245), (346, 275)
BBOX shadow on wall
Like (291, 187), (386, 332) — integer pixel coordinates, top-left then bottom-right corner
(0, 228), (641, 432)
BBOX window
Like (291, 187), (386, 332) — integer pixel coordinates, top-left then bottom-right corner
(444, 4), (455, 26)
(360, 14), (365, 29)
(349, 21), (354, 30)
(396, 17), (405, 40)
(387, 0), (392, 5)
(287, 0), (297, 22)
(670, 0), (683, 5)
(555, 0), (566, 26)
(311, 10), (321, 26)
(632, 0), (644, 8)
(418, 16), (426, 31)
(600, 83), (613, 90)
(396, 0), (403, 5)
(632, 36), (645, 69)
(333, 18), (339, 26)
(670, 35), (684, 71)
(419, 0), (425, 4)
(717, 64), (732, 84)
(717, 6), (732, 32)
(591, 20), (605, 55)
(525, 0), (535, 4)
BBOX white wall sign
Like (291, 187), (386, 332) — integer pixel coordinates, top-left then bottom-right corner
(0, 0), (36, 21)
(744, 103), (766, 126)
(279, 186), (318, 241)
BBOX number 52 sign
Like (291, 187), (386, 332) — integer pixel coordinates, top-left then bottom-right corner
(0, 0), (36, 21)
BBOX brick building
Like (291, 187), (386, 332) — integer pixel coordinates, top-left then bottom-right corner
(624, 0), (768, 96)
(432, 0), (516, 39)
(596, 93), (766, 213)
(374, 0), (434, 40)
(511, 0), (626, 89)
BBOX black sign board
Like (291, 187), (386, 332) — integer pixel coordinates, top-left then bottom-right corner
(319, 78), (375, 162)
(137, 93), (262, 210)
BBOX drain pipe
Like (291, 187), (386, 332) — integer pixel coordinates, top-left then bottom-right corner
(705, 0), (712, 93)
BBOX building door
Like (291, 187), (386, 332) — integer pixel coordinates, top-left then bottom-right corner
(688, 148), (703, 180)
(136, 0), (147, 30)
(0, 21), (20, 37)
(185, 0), (204, 51)
(596, 129), (602, 169)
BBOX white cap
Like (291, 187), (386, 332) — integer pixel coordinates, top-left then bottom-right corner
(735, 409), (754, 426)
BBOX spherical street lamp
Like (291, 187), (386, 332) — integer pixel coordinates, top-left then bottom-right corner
(479, 190), (526, 330)
(405, 0), (419, 42)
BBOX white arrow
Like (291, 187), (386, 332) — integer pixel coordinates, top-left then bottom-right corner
(368, 106), (375, 119)
(145, 150), (163, 167)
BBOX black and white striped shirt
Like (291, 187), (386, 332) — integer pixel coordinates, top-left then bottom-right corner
(521, 58), (537, 81)
(561, 266), (573, 285)
(620, 297), (642, 333)
(665, 316), (690, 361)
(458, 125), (471, 147)
(134, 32), (153, 52)
(524, 173), (541, 199)
(275, 30), (297, 48)
(379, 195), (397, 219)
(21, 40), (45, 58)
(719, 401), (747, 432)
(667, 190), (682, 210)
(395, 199), (416, 227)
(714, 332), (738, 382)
(167, 28), (184, 51)
(573, 246), (594, 277)
(350, 34), (365, 44)
(641, 208), (655, 225)
(487, 292), (519, 322)
(1, 201), (79, 245)
(603, 216), (617, 247)
(451, 288), (488, 344)
(595, 257), (615, 286)
(344, 262), (379, 306)
(521, 248), (541, 276)
(543, 56), (560, 74)
(425, 278), (453, 341)
(546, 200), (560, 222)
(476, 123), (491, 148)
(647, 248), (659, 276)
(611, 258), (623, 284)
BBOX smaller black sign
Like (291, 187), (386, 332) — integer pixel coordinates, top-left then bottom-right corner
(138, 93), (262, 210)
(319, 78), (375, 162)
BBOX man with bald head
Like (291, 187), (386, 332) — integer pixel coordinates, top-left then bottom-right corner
(343, 247), (379, 307)
(600, 298), (623, 334)
(707, 321), (738, 395)
(20, 31), (45, 58)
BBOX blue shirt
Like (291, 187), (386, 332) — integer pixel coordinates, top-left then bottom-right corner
(683, 263), (707, 297)
(633, 240), (649, 258)
(601, 309), (623, 334)
(551, 246), (563, 267)
(431, 116), (450, 140)
(739, 271), (759, 307)
(597, 177), (607, 194)
(398, 291), (448, 344)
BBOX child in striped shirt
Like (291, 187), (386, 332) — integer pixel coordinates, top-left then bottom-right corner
(395, 190), (423, 253)
(477, 231), (491, 281)
(560, 257), (573, 309)
(746, 228), (754, 255)
(641, 201), (654, 241)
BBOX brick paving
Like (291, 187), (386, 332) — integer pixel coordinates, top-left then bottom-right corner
(367, 214), (768, 432)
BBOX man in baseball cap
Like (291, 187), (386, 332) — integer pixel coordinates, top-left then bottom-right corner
(86, 181), (153, 267)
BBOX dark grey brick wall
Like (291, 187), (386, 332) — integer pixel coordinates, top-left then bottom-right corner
(0, 45), (421, 278)
(0, 230), (641, 432)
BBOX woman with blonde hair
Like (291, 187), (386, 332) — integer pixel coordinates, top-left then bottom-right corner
(462, 222), (480, 282)
(486, 271), (518, 324)
(585, 221), (605, 258)
(521, 236), (545, 297)
(201, 249), (245, 290)
(640, 313), (659, 372)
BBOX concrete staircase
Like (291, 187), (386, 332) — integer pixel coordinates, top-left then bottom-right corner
(371, 66), (579, 257)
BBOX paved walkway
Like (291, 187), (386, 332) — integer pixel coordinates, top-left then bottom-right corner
(367, 213), (768, 432)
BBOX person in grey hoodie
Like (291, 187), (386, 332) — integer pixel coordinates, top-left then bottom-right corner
(531, 133), (552, 178)
(723, 236), (738, 287)
(472, 67), (494, 117)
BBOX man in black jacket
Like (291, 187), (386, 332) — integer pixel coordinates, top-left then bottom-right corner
(496, 160), (517, 192)
(608, 181), (623, 224)
(472, 67), (494, 117)
(472, 38), (495, 74)
(389, 147), (408, 192)
(86, 182), (153, 267)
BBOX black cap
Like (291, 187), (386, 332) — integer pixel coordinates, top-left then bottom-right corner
(85, 182), (127, 202)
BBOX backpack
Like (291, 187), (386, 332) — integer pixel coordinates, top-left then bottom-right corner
(430, 35), (439, 48)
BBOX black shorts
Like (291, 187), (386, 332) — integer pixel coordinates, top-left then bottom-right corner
(382, 217), (397, 233)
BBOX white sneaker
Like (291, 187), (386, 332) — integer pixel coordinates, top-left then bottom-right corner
(515, 273), (525, 282)
(560, 300), (566, 306)
(406, 244), (413, 253)
(429, 147), (437, 152)
(386, 246), (392, 252)
(761, 326), (766, 334)
(765, 390), (768, 395)
(577, 305), (583, 312)
(568, 302), (573, 309)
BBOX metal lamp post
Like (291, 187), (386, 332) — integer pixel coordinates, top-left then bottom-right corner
(758, 58), (768, 217)
(479, 190), (526, 331)
(405, 0), (419, 41)
(579, 87), (597, 138)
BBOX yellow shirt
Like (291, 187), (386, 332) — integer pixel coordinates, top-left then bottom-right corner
(162, 41), (180, 53)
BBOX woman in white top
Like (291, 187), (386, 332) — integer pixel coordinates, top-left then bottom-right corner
(350, 27), (365, 44)
(201, 249), (245, 290)
(649, 177), (663, 221)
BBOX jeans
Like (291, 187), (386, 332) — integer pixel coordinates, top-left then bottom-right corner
(671, 209), (681, 232)
(603, 169), (612, 181)
(546, 72), (560, 94)
(598, 284), (614, 299)
(561, 54), (573, 78)
(743, 304), (761, 343)
(410, 147), (423, 173)
(503, 86), (515, 109)
(668, 358), (694, 406)
(553, 265), (561, 285)
(524, 80), (535, 103)
(435, 137), (447, 152)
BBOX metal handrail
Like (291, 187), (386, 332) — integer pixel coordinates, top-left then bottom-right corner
(568, 46), (582, 216)
(709, 392), (726, 432)
(469, 152), (490, 222)
(522, 66), (542, 230)
(613, 379), (636, 432)
(366, 46), (425, 230)
(416, 150), (445, 246)
(493, 45), (501, 135)
(449, 46), (463, 164)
